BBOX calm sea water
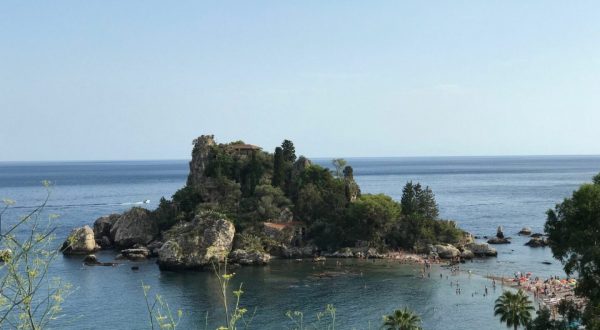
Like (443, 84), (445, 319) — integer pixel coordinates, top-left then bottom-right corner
(1, 156), (599, 329)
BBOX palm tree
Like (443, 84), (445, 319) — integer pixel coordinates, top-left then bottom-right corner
(381, 307), (422, 330)
(494, 290), (534, 330)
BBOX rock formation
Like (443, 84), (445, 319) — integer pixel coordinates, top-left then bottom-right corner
(110, 207), (158, 249)
(157, 211), (235, 270)
(61, 226), (99, 255)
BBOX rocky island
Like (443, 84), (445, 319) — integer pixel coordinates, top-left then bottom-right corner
(62, 135), (498, 269)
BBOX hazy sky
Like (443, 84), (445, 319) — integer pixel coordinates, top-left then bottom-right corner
(2, 1), (600, 161)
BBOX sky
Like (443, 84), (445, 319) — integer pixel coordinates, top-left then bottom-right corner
(2, 1), (600, 161)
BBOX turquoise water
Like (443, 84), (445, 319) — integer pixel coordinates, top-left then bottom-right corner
(1, 156), (599, 329)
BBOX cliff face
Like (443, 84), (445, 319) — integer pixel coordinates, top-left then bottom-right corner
(186, 135), (215, 188)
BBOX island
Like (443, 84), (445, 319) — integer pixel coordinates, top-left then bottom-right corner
(61, 135), (498, 270)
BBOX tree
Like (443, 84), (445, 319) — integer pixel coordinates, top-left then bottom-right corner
(526, 308), (567, 330)
(345, 194), (401, 247)
(545, 174), (600, 327)
(272, 147), (285, 188)
(381, 307), (422, 330)
(331, 158), (347, 178)
(400, 182), (439, 219)
(281, 139), (296, 163)
(494, 290), (534, 330)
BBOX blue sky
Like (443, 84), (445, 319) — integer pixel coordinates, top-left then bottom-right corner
(2, 1), (600, 161)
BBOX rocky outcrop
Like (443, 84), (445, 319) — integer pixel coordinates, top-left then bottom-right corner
(119, 245), (151, 260)
(83, 254), (117, 266)
(488, 226), (510, 244)
(277, 245), (317, 258)
(518, 227), (532, 236)
(61, 226), (99, 255)
(487, 237), (510, 244)
(525, 237), (548, 247)
(433, 244), (460, 259)
(157, 212), (235, 271)
(465, 242), (498, 257)
(460, 249), (475, 259)
(187, 135), (216, 187)
(110, 208), (158, 249)
(93, 214), (120, 249)
(229, 249), (271, 265)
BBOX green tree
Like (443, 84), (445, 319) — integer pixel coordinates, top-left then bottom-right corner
(331, 158), (347, 178)
(381, 307), (422, 330)
(400, 182), (439, 219)
(281, 139), (296, 163)
(494, 290), (534, 330)
(545, 174), (600, 327)
(526, 308), (567, 330)
(345, 194), (401, 247)
(272, 147), (285, 188)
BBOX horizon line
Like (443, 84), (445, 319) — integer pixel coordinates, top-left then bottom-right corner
(2, 153), (600, 164)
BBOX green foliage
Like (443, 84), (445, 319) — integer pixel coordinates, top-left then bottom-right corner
(344, 194), (401, 247)
(545, 173), (600, 327)
(0, 186), (71, 329)
(400, 182), (439, 219)
(172, 186), (203, 220)
(526, 308), (568, 330)
(331, 158), (347, 178)
(281, 140), (297, 163)
(494, 290), (534, 330)
(153, 197), (179, 230)
(381, 307), (422, 330)
(272, 147), (285, 188)
(142, 282), (182, 330)
(286, 304), (337, 330)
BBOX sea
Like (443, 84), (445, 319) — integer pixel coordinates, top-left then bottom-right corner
(1, 156), (599, 329)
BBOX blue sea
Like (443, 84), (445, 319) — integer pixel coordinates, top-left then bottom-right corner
(1, 156), (599, 329)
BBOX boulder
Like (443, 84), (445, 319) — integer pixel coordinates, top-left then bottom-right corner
(487, 237), (510, 244)
(465, 243), (498, 257)
(157, 212), (235, 271)
(93, 214), (120, 240)
(496, 226), (505, 239)
(147, 241), (164, 257)
(110, 208), (158, 249)
(518, 227), (532, 236)
(525, 237), (548, 248)
(433, 244), (460, 259)
(229, 249), (271, 265)
(61, 226), (99, 255)
(460, 249), (475, 259)
(98, 236), (112, 249)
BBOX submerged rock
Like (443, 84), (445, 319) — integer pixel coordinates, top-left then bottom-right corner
(61, 226), (99, 255)
(518, 227), (532, 236)
(229, 249), (271, 265)
(157, 211), (235, 271)
(487, 237), (510, 244)
(120, 246), (151, 260)
(83, 254), (117, 266)
(110, 208), (158, 249)
(525, 237), (548, 247)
